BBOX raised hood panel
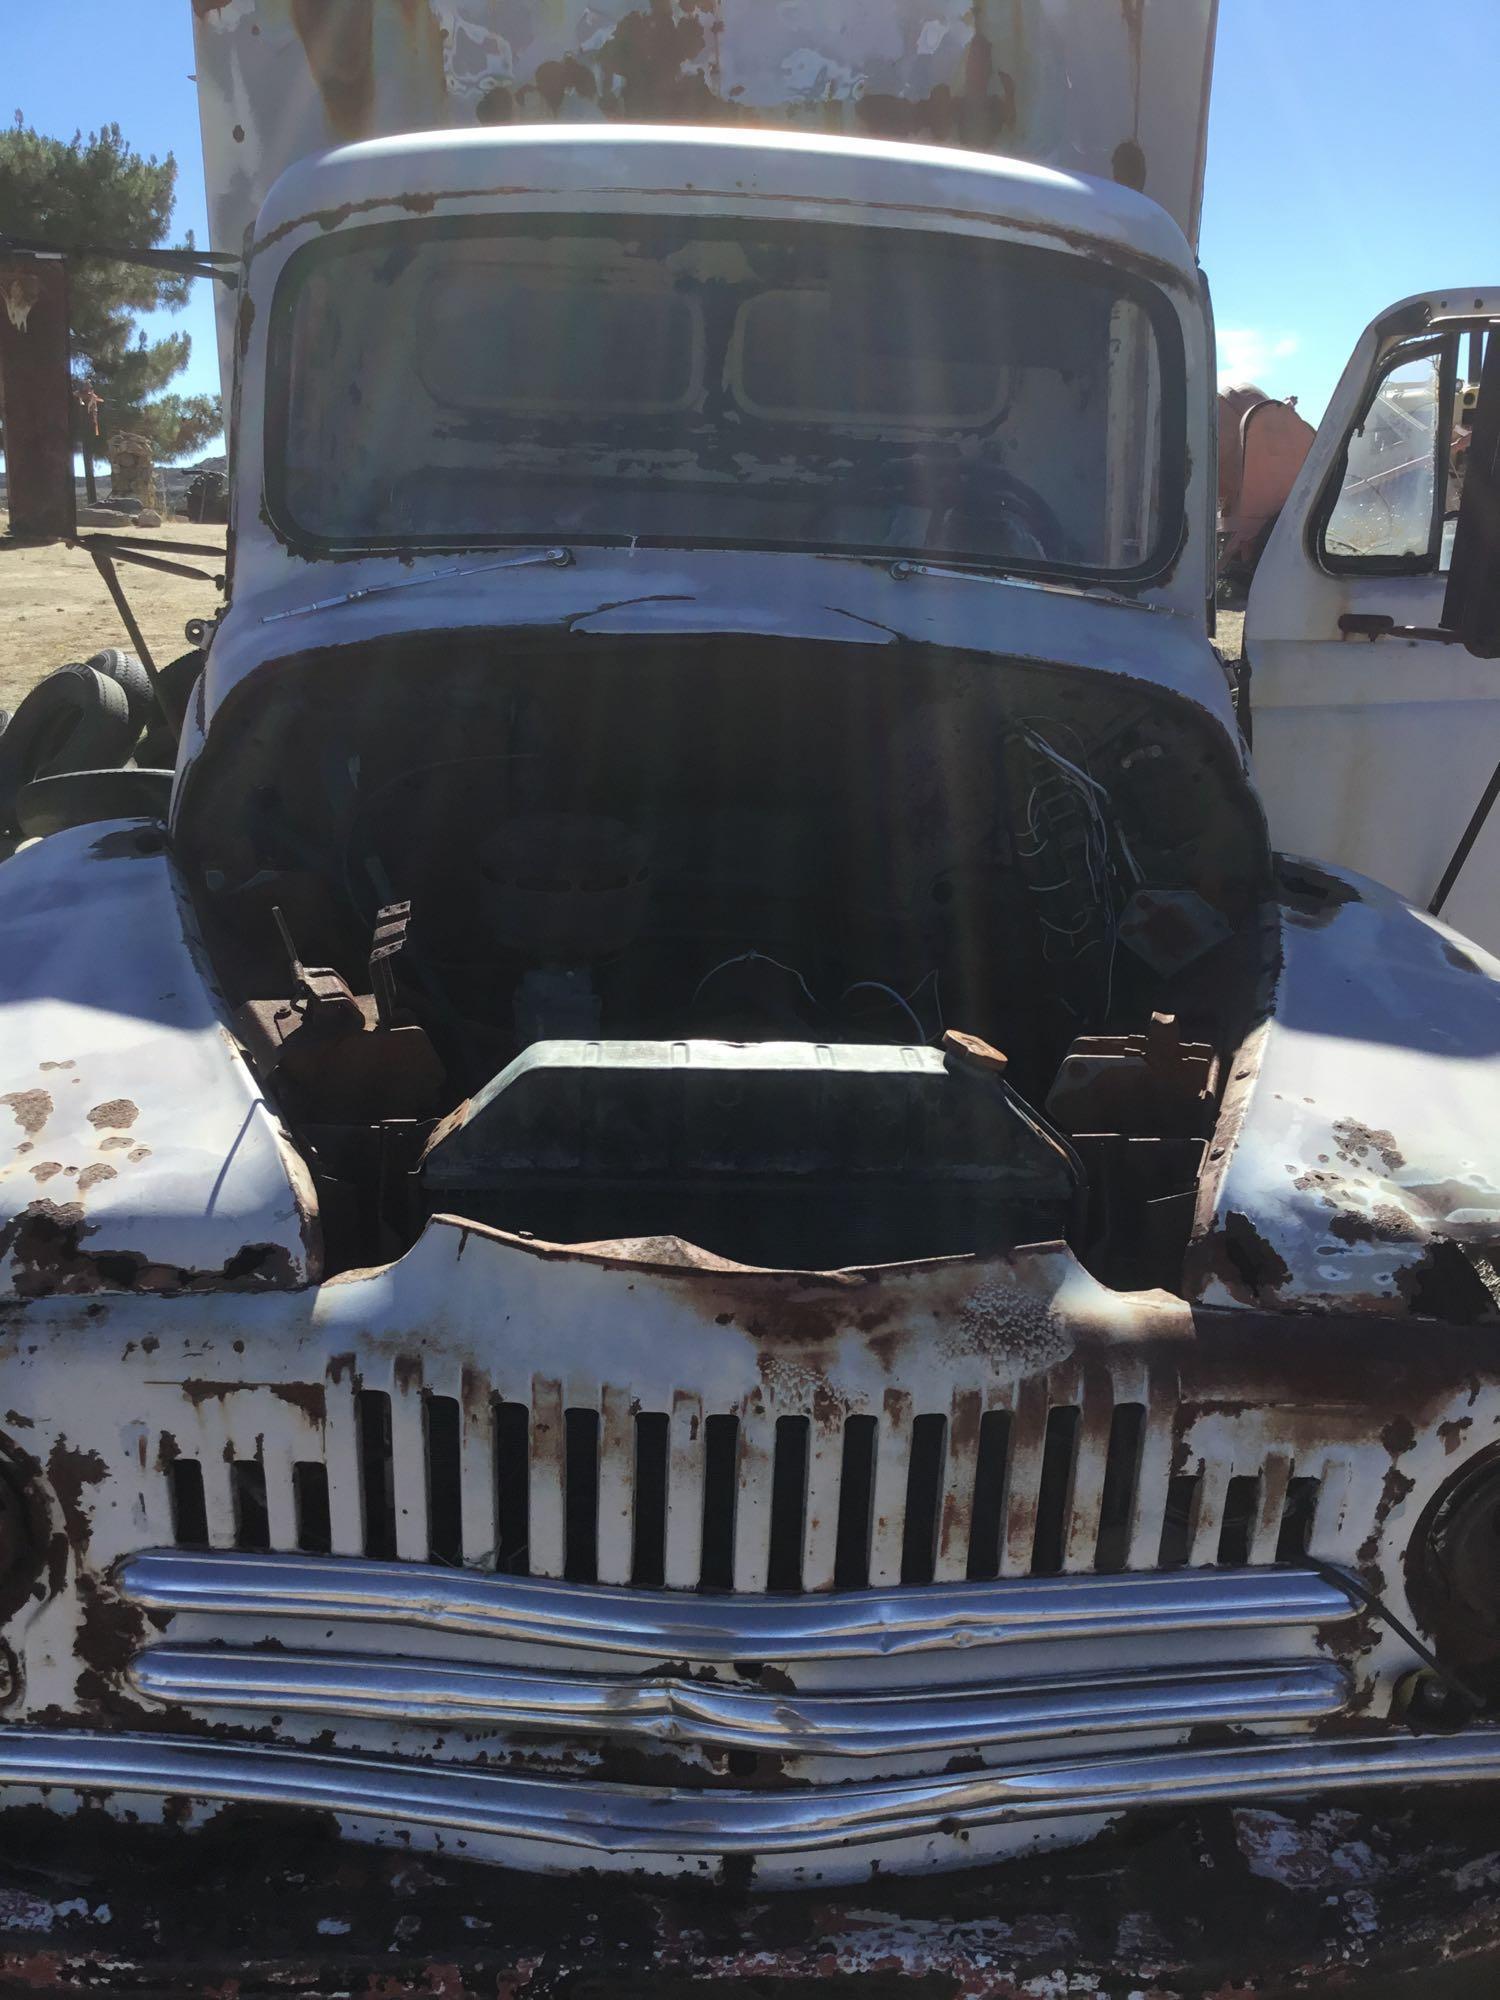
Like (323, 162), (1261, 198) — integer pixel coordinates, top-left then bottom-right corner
(192, 0), (1215, 385)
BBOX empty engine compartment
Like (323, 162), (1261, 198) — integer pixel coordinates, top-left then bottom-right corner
(179, 634), (1269, 1281)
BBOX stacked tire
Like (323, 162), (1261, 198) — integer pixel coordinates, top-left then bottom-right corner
(0, 649), (162, 839)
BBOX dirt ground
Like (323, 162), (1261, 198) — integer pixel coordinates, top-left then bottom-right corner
(0, 514), (227, 716)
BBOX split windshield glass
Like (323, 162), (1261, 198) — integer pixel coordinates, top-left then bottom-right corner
(268, 215), (1184, 581)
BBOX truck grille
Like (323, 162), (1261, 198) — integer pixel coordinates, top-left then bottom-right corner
(164, 1367), (1324, 1592)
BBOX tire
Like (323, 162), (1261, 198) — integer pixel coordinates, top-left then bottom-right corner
(134, 649), (203, 767)
(85, 647), (154, 731)
(0, 664), (136, 835)
(15, 768), (174, 839)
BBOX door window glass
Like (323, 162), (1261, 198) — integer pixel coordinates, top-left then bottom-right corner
(1322, 350), (1441, 564)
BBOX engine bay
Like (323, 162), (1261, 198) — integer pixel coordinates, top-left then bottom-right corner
(179, 636), (1269, 1286)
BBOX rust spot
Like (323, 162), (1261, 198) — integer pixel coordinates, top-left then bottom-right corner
(273, 1381), (327, 1424)
(76, 1164), (117, 1196)
(85, 1100), (138, 1132)
(532, 54), (598, 115)
(29, 1163), (62, 1185)
(1198, 1211), (1293, 1306)
(0, 1092), (51, 1139)
(1327, 1205), (1422, 1246)
(128, 1147), (152, 1163)
(1277, 859), (1360, 927)
(37, 1061), (73, 1073)
(1438, 1416), (1474, 1455)
(591, 1), (721, 121)
(1332, 1120), (1406, 1175)
(0, 1199), (300, 1300)
(289, 0), (375, 139)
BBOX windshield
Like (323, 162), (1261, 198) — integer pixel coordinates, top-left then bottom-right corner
(269, 216), (1184, 580)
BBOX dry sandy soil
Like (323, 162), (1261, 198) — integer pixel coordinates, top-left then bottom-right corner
(0, 515), (227, 717)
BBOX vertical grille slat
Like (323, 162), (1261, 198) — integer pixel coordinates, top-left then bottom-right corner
(1062, 1373), (1116, 1573)
(458, 1379), (497, 1568)
(323, 1367), (367, 1558)
(1250, 1452), (1294, 1566)
(157, 1364), (1331, 1593)
(663, 1391), (705, 1589)
(934, 1389), (983, 1584)
(260, 1444), (300, 1553)
(1189, 1457), (1231, 1567)
(732, 1407), (776, 1593)
(389, 1370), (430, 1563)
(596, 1387), (636, 1587)
(528, 1378), (567, 1579)
(1126, 1383), (1177, 1571)
(800, 1418), (845, 1595)
(868, 1389), (914, 1588)
(1001, 1378), (1050, 1577)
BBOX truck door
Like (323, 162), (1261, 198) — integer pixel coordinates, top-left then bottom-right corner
(1245, 291), (1500, 949)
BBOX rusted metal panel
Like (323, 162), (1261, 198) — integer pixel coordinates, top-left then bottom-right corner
(1188, 858), (1500, 1317)
(0, 821), (319, 1298)
(0, 255), (76, 544)
(0, 1212), (1494, 1883)
(191, 0), (1216, 386)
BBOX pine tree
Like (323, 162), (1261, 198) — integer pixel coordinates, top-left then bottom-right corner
(0, 117), (220, 463)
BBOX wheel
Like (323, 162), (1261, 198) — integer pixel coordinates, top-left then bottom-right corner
(15, 768), (174, 839)
(0, 664), (136, 835)
(134, 649), (204, 767)
(84, 647), (154, 731)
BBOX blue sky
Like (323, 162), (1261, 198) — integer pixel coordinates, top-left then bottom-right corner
(7, 0), (1497, 455)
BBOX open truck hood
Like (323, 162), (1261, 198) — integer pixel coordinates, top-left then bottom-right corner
(191, 0), (1216, 389)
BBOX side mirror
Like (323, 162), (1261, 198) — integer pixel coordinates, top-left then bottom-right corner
(0, 252), (77, 544)
(1443, 329), (1500, 657)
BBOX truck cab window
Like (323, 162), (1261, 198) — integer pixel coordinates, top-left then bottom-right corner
(1322, 347), (1444, 567)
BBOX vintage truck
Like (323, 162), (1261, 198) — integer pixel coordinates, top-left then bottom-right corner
(1, 0), (1500, 1988)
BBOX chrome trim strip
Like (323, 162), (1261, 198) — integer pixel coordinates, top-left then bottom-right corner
(120, 1552), (1357, 1664)
(0, 1726), (1497, 1853)
(130, 1648), (1348, 1756)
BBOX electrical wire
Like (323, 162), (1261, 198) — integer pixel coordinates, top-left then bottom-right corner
(841, 981), (928, 1042)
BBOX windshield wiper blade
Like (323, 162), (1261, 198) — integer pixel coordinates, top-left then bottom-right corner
(260, 546), (573, 623)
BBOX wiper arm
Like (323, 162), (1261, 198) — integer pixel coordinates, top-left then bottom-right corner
(260, 546), (572, 623)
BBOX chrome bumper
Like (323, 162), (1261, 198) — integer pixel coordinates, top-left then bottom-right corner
(4, 1727), (1500, 1863)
